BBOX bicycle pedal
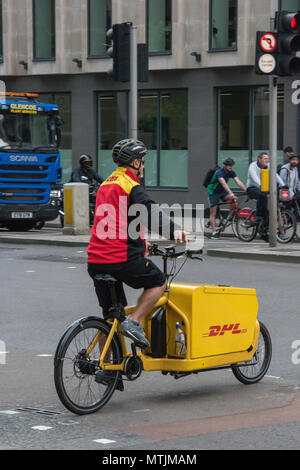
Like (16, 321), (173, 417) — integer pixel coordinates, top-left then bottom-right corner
(95, 370), (124, 392)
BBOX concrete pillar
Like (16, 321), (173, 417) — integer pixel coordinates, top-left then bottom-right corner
(63, 183), (90, 235)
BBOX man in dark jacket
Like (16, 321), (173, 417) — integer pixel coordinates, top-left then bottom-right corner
(70, 154), (103, 185)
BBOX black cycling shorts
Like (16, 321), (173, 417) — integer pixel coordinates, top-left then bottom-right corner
(87, 256), (166, 314)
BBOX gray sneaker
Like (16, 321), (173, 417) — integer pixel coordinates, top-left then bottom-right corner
(120, 318), (150, 349)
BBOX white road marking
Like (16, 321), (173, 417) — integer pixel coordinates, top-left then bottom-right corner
(67, 266), (76, 269)
(93, 438), (116, 444)
(133, 409), (150, 413)
(31, 426), (53, 431)
(36, 354), (53, 357)
(0, 410), (20, 415)
(25, 270), (35, 273)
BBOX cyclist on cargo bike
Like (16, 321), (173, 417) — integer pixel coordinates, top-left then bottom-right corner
(86, 139), (188, 350)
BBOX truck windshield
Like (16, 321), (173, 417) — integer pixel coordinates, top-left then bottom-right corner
(0, 111), (59, 152)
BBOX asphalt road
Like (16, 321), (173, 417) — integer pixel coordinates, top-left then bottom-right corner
(1, 239), (300, 451)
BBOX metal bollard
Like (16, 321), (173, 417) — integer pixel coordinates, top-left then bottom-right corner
(63, 183), (90, 235)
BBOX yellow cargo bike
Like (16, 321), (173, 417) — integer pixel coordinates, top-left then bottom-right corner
(54, 244), (272, 415)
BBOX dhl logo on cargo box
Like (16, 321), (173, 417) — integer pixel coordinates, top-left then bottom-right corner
(202, 323), (247, 337)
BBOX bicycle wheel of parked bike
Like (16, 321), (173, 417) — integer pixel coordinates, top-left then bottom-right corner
(54, 317), (123, 415)
(231, 321), (272, 384)
(276, 209), (296, 244)
(234, 209), (258, 242)
(231, 214), (239, 238)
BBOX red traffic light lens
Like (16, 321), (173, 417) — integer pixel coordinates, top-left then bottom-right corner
(291, 13), (300, 31)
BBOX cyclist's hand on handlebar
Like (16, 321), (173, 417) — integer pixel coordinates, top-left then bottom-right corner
(173, 230), (190, 244)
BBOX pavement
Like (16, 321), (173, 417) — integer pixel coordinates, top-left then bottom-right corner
(1, 218), (300, 264)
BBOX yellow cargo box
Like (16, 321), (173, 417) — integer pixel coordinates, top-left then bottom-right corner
(166, 282), (258, 359)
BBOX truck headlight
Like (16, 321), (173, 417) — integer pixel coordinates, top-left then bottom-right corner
(50, 189), (61, 198)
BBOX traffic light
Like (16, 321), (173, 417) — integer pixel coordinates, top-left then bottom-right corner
(275, 10), (300, 76)
(255, 11), (300, 76)
(137, 44), (149, 82)
(106, 23), (130, 82)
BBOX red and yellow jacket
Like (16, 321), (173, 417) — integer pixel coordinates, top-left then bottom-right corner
(87, 166), (176, 264)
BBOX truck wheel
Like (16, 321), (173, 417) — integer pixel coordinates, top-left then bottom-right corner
(35, 221), (45, 230)
(5, 221), (35, 232)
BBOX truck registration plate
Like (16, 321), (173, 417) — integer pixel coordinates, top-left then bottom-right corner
(11, 212), (33, 219)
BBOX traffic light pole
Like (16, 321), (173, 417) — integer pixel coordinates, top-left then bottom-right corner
(129, 24), (138, 139)
(269, 75), (278, 247)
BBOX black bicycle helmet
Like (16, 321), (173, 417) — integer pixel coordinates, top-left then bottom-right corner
(112, 139), (147, 164)
(79, 154), (93, 168)
(223, 158), (235, 166)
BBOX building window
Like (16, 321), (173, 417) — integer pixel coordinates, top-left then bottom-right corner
(210, 0), (237, 51)
(0, 0), (3, 62)
(147, 0), (172, 54)
(39, 93), (72, 183)
(33, 0), (55, 60)
(279, 0), (300, 10)
(217, 86), (284, 186)
(139, 90), (188, 187)
(97, 92), (128, 178)
(88, 0), (112, 57)
(97, 89), (188, 188)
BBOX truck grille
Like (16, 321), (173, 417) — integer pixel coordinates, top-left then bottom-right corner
(0, 165), (48, 171)
(0, 186), (49, 204)
(1, 173), (47, 179)
(2, 195), (44, 201)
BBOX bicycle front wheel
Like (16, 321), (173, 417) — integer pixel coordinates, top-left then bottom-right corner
(276, 209), (296, 243)
(231, 321), (272, 384)
(54, 317), (123, 415)
(235, 212), (258, 242)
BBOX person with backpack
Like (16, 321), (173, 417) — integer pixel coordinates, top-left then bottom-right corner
(206, 158), (246, 239)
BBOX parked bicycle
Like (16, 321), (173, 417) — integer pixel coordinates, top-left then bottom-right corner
(54, 243), (272, 415)
(234, 189), (296, 243)
(281, 195), (300, 240)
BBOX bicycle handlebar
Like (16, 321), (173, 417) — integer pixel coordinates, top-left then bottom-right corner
(148, 243), (203, 260)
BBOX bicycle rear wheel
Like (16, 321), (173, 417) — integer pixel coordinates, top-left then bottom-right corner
(276, 209), (296, 243)
(235, 211), (258, 242)
(231, 321), (272, 384)
(231, 214), (239, 238)
(54, 317), (122, 415)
